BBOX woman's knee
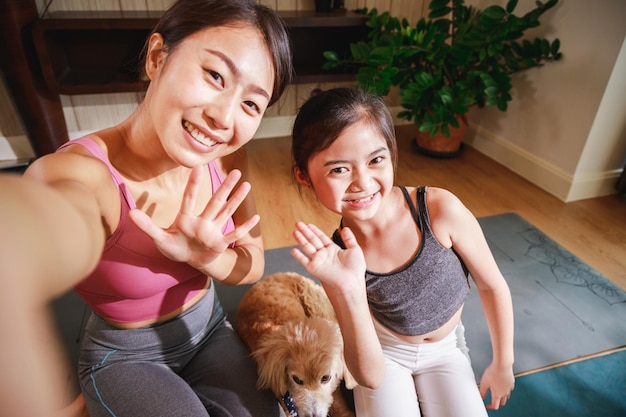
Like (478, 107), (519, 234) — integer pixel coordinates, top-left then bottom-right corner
(82, 362), (208, 417)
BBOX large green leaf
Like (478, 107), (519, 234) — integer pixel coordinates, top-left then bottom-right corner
(482, 5), (507, 20)
(506, 0), (519, 13)
(429, 7), (451, 19)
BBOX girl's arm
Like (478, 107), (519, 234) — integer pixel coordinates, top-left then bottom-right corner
(130, 148), (265, 285)
(428, 188), (515, 410)
(291, 222), (385, 389)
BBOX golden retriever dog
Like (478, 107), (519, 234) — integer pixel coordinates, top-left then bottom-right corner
(236, 272), (355, 417)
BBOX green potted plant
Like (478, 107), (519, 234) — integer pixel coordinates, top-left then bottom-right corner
(323, 0), (562, 157)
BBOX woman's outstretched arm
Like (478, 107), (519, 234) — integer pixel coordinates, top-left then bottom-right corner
(0, 172), (105, 417)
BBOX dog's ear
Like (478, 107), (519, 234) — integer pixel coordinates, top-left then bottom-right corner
(253, 332), (292, 396)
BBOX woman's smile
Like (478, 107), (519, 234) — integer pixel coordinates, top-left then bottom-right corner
(183, 120), (219, 148)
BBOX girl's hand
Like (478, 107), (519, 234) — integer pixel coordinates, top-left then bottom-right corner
(479, 362), (515, 410)
(291, 222), (366, 293)
(129, 166), (259, 270)
(291, 222), (385, 388)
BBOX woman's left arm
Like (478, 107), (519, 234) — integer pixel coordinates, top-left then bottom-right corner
(428, 188), (515, 410)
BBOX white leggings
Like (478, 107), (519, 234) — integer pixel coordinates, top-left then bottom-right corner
(354, 321), (488, 417)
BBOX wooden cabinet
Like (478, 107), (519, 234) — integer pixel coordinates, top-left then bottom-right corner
(31, 10), (369, 95)
(32, 11), (158, 95)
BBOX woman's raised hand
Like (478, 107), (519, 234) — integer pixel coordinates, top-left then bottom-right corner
(130, 166), (259, 270)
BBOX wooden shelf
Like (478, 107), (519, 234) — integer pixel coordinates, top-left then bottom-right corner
(32, 10), (368, 95)
(0, 4), (368, 158)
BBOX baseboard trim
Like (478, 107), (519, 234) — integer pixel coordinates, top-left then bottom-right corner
(466, 123), (620, 202)
(566, 168), (623, 202)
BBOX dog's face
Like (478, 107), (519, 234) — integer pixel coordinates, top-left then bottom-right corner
(253, 318), (346, 417)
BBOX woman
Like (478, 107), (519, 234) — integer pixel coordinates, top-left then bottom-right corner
(3, 1), (293, 416)
(290, 88), (514, 416)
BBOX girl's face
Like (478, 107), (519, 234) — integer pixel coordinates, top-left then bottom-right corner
(298, 120), (395, 221)
(145, 24), (274, 166)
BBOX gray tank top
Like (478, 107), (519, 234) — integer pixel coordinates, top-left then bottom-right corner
(332, 186), (469, 336)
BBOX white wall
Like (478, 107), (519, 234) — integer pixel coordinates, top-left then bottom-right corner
(569, 36), (626, 201)
(466, 0), (626, 201)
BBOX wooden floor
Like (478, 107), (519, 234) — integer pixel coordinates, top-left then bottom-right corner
(247, 124), (626, 291)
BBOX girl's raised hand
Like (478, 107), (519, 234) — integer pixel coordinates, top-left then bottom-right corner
(129, 166), (259, 270)
(291, 222), (366, 293)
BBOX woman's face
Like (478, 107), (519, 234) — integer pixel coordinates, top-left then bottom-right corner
(298, 120), (395, 222)
(146, 24), (274, 166)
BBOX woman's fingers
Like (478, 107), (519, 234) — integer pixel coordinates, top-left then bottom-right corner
(129, 208), (165, 242)
(180, 165), (204, 215)
(223, 213), (260, 244)
(199, 169), (249, 224)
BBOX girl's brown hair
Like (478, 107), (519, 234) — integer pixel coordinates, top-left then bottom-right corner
(292, 87), (398, 180)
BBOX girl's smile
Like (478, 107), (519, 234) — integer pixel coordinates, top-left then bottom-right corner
(301, 120), (394, 220)
(344, 191), (380, 209)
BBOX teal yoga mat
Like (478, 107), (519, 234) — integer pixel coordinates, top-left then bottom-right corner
(462, 213), (626, 378)
(487, 349), (626, 417)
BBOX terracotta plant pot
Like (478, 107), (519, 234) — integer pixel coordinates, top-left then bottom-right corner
(413, 114), (468, 158)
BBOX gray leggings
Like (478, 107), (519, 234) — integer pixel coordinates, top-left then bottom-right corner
(78, 285), (281, 417)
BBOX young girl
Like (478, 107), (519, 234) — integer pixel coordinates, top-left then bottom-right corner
(290, 88), (515, 416)
(1, 1), (293, 416)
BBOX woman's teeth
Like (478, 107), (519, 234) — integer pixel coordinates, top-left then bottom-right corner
(184, 121), (216, 147)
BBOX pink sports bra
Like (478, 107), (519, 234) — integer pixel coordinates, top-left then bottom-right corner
(58, 137), (235, 324)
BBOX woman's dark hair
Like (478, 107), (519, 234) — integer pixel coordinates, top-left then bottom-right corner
(292, 87), (398, 179)
(142, 0), (293, 106)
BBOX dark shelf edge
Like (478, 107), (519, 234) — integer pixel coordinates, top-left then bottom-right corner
(294, 73), (357, 84)
(38, 10), (368, 28)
